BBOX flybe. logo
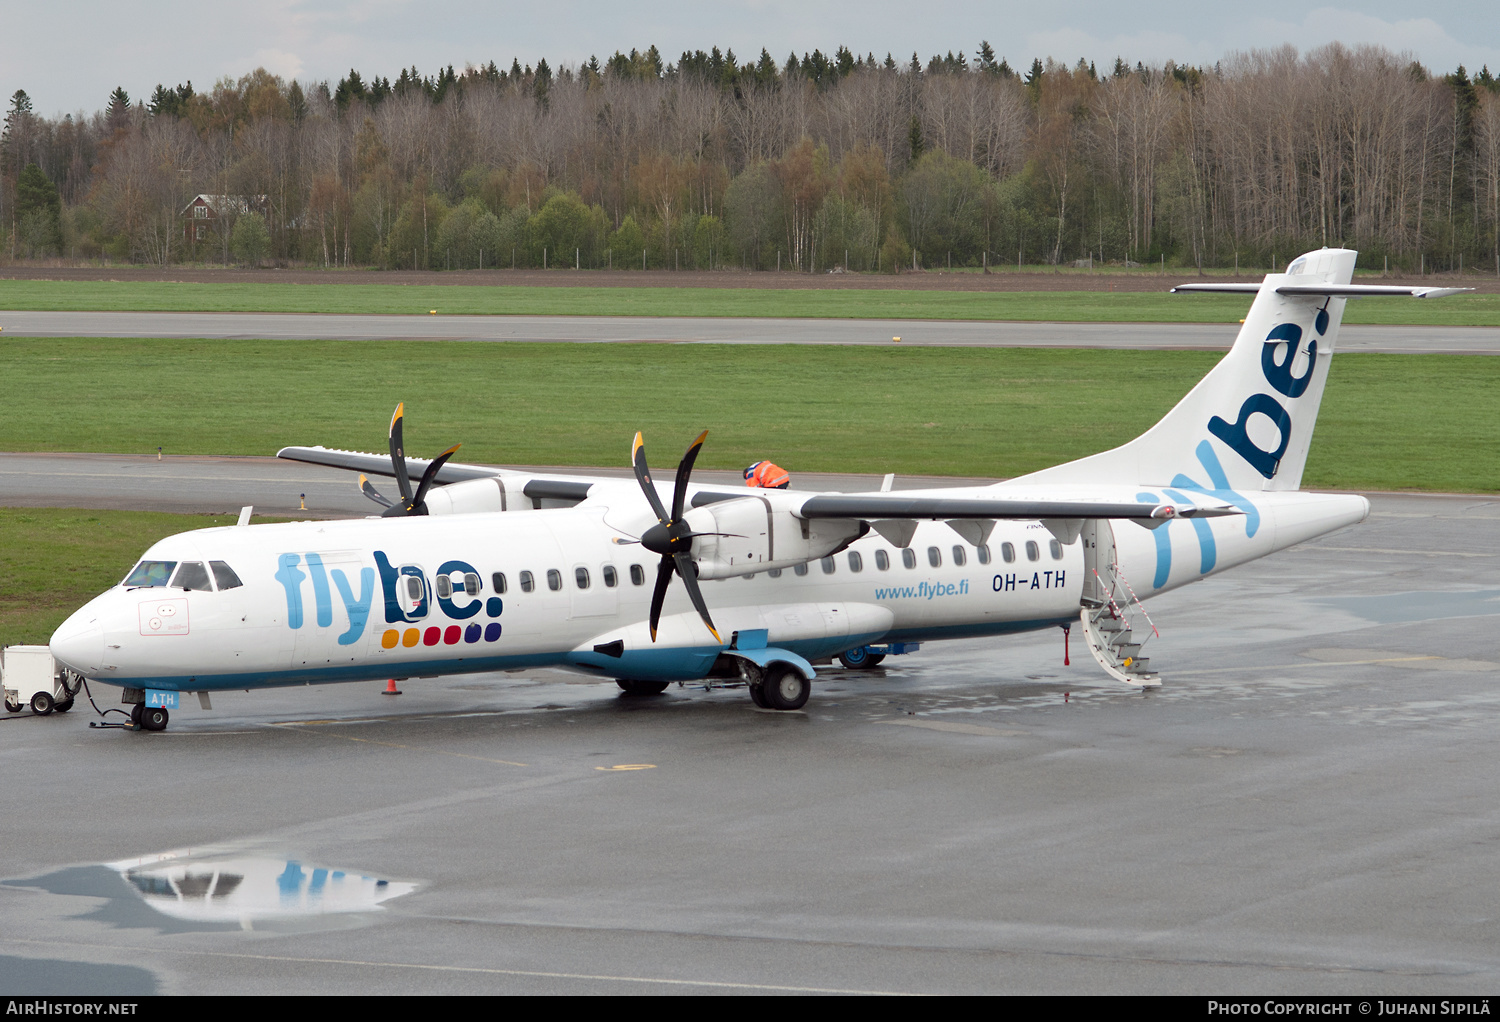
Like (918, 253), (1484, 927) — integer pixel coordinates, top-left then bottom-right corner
(275, 551), (502, 650)
(1133, 309), (1327, 590)
(1208, 308), (1328, 480)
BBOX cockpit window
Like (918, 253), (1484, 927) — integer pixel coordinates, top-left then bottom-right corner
(172, 561), (213, 591)
(210, 561), (243, 590)
(123, 560), (177, 587)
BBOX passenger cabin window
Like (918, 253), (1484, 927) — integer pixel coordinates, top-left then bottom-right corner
(603, 565), (618, 587)
(1025, 541), (1040, 562)
(547, 569), (562, 592)
(575, 567), (590, 589)
(976, 545), (991, 565)
(210, 561), (243, 590)
(464, 572), (481, 595)
(629, 564), (645, 586)
(768, 568), (782, 578)
(435, 575), (453, 599)
(875, 549), (890, 571)
(124, 560), (176, 588)
(519, 571), (535, 593)
(172, 561), (212, 591)
(902, 548), (917, 570)
(952, 545), (967, 566)
(821, 556), (836, 574)
(492, 572), (508, 594)
(1049, 540), (1064, 560)
(1001, 542), (1016, 563)
(847, 551), (863, 572)
(406, 576), (424, 601)
(793, 563), (809, 576)
(927, 546), (942, 568)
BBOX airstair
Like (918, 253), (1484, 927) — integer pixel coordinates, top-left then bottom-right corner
(1078, 521), (1161, 688)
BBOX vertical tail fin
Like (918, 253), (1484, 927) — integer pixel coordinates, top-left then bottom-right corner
(1015, 248), (1448, 492)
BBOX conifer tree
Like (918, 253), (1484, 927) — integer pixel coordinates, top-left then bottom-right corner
(978, 41), (998, 74)
(106, 87), (131, 131)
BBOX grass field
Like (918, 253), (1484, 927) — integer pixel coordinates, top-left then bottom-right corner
(2, 280), (1497, 325)
(1, 338), (1495, 492)
(0, 507), (270, 646)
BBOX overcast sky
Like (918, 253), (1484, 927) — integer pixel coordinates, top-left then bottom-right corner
(7, 1), (1500, 117)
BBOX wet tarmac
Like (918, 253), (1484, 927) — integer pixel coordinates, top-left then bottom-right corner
(3, 492), (1499, 994)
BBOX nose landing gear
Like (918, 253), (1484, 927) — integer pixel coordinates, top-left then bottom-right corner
(127, 702), (169, 731)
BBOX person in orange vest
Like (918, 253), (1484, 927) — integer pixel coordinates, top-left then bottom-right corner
(744, 461), (791, 489)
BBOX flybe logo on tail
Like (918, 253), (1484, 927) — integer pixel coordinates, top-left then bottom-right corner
(1208, 308), (1329, 479)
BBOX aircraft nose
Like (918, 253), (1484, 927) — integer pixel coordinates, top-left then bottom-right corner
(51, 611), (104, 675)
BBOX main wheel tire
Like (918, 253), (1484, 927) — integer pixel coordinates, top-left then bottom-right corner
(30, 691), (54, 716)
(616, 680), (670, 696)
(54, 698), (74, 713)
(748, 683), (769, 708)
(130, 703), (143, 726)
(139, 706), (169, 732)
(837, 648), (886, 670)
(762, 665), (811, 711)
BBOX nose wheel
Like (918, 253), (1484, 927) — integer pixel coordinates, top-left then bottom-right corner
(129, 703), (169, 731)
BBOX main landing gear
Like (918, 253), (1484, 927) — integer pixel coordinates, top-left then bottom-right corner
(616, 680), (671, 696)
(837, 646), (886, 670)
(748, 664), (811, 711)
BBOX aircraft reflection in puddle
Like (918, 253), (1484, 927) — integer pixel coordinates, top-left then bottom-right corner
(107, 850), (416, 929)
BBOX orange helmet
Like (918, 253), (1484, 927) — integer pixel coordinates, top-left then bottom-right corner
(744, 461), (790, 489)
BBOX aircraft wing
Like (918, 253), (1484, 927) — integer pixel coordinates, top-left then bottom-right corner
(793, 494), (1240, 522)
(277, 445), (604, 504)
(690, 489), (1241, 524)
(278, 445), (499, 484)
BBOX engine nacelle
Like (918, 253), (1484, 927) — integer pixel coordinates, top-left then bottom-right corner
(421, 478), (508, 515)
(687, 496), (864, 579)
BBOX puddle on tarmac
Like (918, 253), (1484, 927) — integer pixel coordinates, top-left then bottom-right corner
(1316, 588), (1500, 624)
(6, 850), (416, 934)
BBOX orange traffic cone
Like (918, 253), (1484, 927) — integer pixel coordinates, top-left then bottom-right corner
(384, 679), (402, 695)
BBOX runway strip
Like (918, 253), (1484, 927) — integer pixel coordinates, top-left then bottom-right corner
(3, 310), (1498, 353)
(0, 452), (994, 517)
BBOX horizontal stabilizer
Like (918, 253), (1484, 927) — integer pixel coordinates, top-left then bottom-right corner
(1172, 283), (1472, 299)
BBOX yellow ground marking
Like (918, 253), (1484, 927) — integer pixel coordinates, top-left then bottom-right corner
(1306, 546), (1495, 558)
(1174, 652), (1496, 676)
(883, 719), (1030, 738)
(595, 763), (657, 771)
(264, 721), (527, 767)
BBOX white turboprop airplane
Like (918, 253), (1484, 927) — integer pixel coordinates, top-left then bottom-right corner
(49, 248), (1467, 731)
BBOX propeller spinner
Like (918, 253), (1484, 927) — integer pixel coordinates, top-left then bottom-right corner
(357, 403), (461, 517)
(631, 430), (722, 644)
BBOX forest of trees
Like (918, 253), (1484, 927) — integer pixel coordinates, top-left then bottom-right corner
(2, 42), (1499, 274)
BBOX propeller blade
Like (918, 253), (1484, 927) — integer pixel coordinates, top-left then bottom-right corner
(673, 552), (722, 644)
(671, 430), (709, 522)
(648, 556), (674, 641)
(632, 432), (670, 524)
(358, 473), (394, 508)
(388, 403), (413, 504)
(410, 443), (461, 512)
